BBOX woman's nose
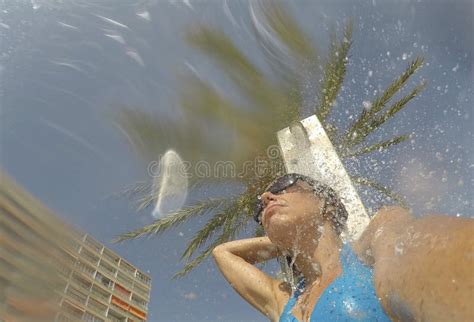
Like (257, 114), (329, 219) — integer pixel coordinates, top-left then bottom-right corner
(260, 191), (277, 207)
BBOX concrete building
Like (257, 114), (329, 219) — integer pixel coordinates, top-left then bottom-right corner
(0, 172), (151, 322)
(57, 231), (151, 322)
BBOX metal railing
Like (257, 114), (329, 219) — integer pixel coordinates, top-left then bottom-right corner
(87, 299), (107, 316)
(76, 261), (96, 277)
(71, 273), (93, 292)
(99, 261), (116, 276)
(80, 249), (99, 266)
(136, 271), (151, 286)
(65, 287), (87, 305)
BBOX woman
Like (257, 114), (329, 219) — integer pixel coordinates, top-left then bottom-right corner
(212, 173), (474, 321)
(212, 173), (390, 321)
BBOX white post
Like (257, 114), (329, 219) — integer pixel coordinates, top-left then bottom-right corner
(277, 115), (370, 240)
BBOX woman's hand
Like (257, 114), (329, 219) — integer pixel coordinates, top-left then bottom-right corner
(213, 236), (283, 265)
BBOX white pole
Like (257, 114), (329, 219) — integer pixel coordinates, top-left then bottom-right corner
(277, 115), (370, 240)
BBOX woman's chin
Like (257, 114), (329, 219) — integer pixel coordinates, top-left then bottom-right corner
(266, 225), (298, 250)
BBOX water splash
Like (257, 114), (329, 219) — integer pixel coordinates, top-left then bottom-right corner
(94, 14), (130, 30)
(136, 10), (151, 21)
(57, 21), (79, 30)
(104, 32), (126, 45)
(151, 150), (188, 219)
(125, 47), (145, 66)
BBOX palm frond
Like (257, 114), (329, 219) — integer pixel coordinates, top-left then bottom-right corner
(249, 5), (308, 119)
(186, 26), (280, 110)
(255, 224), (265, 237)
(134, 187), (154, 212)
(179, 74), (274, 151)
(344, 57), (424, 146)
(114, 107), (218, 164)
(261, 1), (317, 63)
(180, 74), (247, 124)
(352, 175), (408, 209)
(180, 200), (238, 261)
(103, 180), (150, 201)
(172, 204), (245, 279)
(342, 134), (409, 159)
(110, 179), (228, 213)
(113, 198), (226, 243)
(348, 80), (425, 147)
(317, 21), (353, 121)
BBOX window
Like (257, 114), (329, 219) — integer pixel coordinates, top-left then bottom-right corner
(108, 309), (127, 322)
(84, 235), (103, 253)
(71, 273), (92, 292)
(65, 285), (87, 305)
(61, 301), (84, 319)
(98, 259), (116, 277)
(80, 248), (99, 266)
(95, 272), (113, 289)
(83, 311), (105, 322)
(91, 285), (111, 303)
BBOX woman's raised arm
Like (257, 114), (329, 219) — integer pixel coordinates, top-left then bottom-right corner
(212, 237), (291, 321)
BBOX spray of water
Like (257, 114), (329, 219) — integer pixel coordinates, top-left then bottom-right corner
(151, 150), (188, 219)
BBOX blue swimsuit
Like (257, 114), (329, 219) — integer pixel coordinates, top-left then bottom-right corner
(279, 245), (390, 321)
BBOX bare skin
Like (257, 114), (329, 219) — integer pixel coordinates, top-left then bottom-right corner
(353, 206), (474, 322)
(212, 181), (347, 321)
(212, 182), (474, 321)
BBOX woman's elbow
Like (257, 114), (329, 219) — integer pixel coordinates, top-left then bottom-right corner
(212, 245), (228, 260)
(213, 243), (226, 252)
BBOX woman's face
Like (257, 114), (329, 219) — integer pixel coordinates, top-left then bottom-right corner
(260, 180), (325, 249)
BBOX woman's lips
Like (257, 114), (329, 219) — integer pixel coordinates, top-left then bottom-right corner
(263, 203), (285, 222)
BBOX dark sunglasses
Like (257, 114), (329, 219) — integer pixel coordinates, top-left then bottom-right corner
(254, 173), (317, 224)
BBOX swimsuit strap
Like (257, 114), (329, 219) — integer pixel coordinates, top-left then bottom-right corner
(279, 278), (305, 322)
(280, 244), (391, 322)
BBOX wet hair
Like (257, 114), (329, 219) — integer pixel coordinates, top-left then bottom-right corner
(302, 177), (348, 236)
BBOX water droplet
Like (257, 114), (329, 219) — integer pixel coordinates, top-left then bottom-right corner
(362, 100), (373, 111)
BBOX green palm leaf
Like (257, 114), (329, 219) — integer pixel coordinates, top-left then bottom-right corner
(317, 22), (353, 121)
(172, 204), (246, 279)
(114, 198), (227, 242)
(186, 26), (281, 111)
(348, 80), (426, 147)
(342, 134), (410, 159)
(180, 200), (238, 261)
(343, 57), (424, 147)
(351, 175), (408, 209)
(260, 1), (318, 63)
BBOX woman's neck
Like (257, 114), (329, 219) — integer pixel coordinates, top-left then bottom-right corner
(293, 223), (342, 286)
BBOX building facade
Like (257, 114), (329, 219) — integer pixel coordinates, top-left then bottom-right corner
(0, 171), (151, 322)
(56, 231), (151, 322)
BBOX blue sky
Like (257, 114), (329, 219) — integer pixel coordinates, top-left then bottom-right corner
(1, 0), (472, 321)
